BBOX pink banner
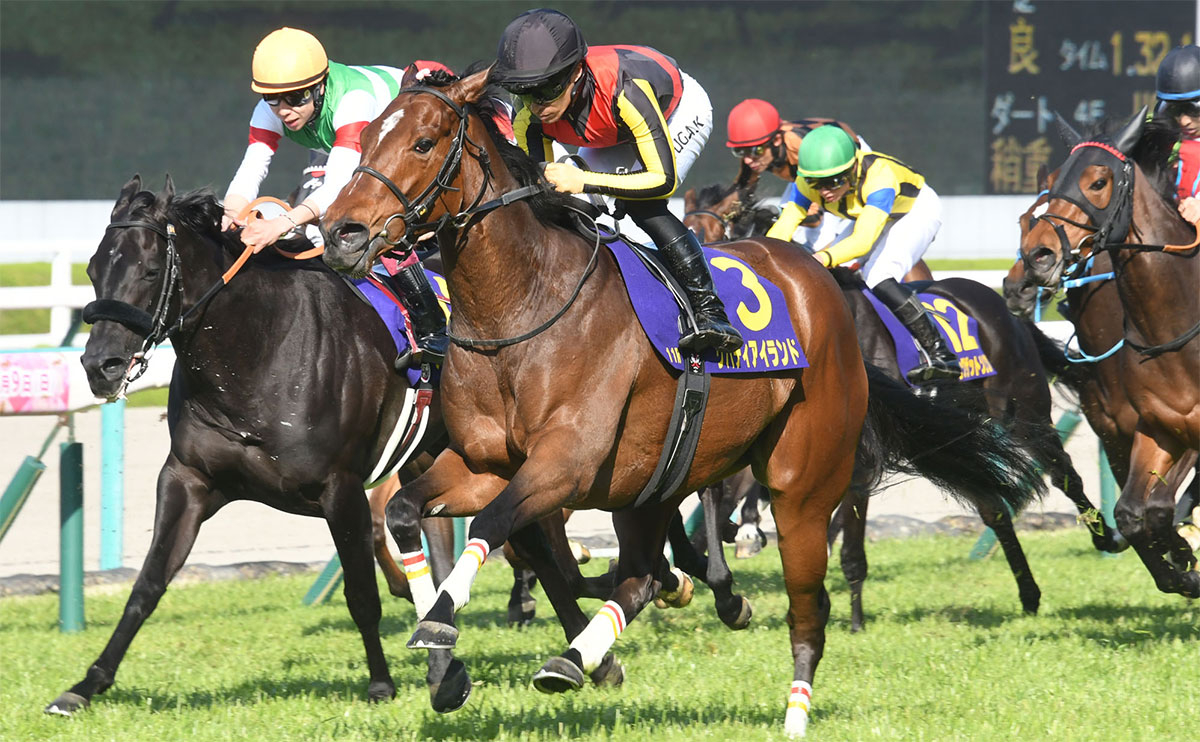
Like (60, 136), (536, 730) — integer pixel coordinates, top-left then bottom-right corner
(0, 352), (71, 414)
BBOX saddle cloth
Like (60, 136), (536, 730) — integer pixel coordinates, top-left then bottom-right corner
(351, 268), (450, 386)
(605, 238), (808, 374)
(861, 288), (996, 385)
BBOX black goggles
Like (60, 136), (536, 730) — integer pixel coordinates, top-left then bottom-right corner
(510, 68), (575, 105)
(1161, 99), (1200, 119)
(263, 87), (315, 108)
(804, 173), (850, 191)
(730, 143), (769, 159)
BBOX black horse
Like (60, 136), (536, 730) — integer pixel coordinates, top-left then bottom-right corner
(46, 175), (452, 715)
(684, 188), (1117, 631)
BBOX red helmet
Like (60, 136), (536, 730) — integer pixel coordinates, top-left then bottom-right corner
(726, 98), (781, 147)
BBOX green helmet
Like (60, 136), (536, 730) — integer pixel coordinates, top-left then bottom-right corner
(796, 125), (857, 178)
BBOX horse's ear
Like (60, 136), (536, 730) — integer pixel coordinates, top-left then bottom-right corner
(153, 174), (175, 211)
(1053, 112), (1082, 147)
(112, 174), (142, 219)
(683, 188), (697, 211)
(1036, 164), (1049, 192)
(1112, 105), (1148, 155)
(446, 67), (491, 107)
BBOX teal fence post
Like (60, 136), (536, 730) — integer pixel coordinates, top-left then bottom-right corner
(1098, 448), (1121, 559)
(453, 517), (466, 560)
(302, 555), (343, 605)
(0, 421), (63, 545)
(59, 440), (85, 633)
(100, 399), (125, 570)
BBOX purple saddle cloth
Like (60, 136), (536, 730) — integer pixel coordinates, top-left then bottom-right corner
(862, 288), (997, 386)
(604, 238), (807, 374)
(352, 269), (449, 386)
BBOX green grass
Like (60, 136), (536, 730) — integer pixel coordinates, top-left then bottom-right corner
(2, 531), (1194, 741)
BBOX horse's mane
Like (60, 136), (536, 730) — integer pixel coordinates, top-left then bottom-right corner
(418, 67), (585, 232)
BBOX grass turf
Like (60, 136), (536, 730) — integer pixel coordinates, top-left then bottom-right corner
(2, 530), (1194, 741)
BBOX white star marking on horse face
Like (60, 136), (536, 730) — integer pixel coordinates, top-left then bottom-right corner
(378, 108), (405, 146)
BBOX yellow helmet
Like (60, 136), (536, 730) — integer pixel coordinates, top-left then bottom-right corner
(251, 27), (328, 93)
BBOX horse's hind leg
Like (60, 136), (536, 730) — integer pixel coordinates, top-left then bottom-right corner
(977, 503), (1040, 614)
(692, 485), (753, 629)
(322, 473), (395, 702)
(368, 475), (412, 600)
(46, 460), (220, 716)
(836, 485), (870, 633)
(736, 481), (768, 558)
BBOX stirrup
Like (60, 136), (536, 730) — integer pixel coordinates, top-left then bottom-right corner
(906, 359), (961, 384)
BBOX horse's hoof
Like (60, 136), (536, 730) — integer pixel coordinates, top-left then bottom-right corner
(408, 620), (459, 650)
(570, 540), (591, 564)
(719, 595), (753, 630)
(45, 692), (89, 717)
(532, 655), (585, 693)
(367, 680), (396, 703)
(589, 652), (625, 688)
(507, 600), (536, 628)
(735, 525), (767, 559)
(656, 569), (694, 609)
(428, 654), (471, 713)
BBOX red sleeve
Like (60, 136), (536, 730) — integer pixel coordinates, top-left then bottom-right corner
(332, 121), (370, 153)
(249, 126), (281, 150)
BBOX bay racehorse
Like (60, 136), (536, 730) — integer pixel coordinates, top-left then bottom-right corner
(44, 176), (454, 715)
(320, 70), (1045, 737)
(685, 184), (1117, 630)
(1013, 111), (1200, 597)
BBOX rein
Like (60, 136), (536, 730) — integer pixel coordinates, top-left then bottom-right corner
(684, 209), (730, 240)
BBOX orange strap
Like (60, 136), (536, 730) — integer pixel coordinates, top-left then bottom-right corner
(1164, 219), (1200, 253)
(223, 198), (325, 284)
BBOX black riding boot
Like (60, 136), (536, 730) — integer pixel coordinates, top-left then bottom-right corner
(389, 262), (448, 367)
(657, 231), (744, 353)
(872, 278), (961, 384)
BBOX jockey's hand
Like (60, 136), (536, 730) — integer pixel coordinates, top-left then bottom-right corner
(813, 250), (833, 268)
(1179, 196), (1200, 225)
(241, 215), (295, 254)
(543, 162), (587, 194)
(221, 195), (251, 231)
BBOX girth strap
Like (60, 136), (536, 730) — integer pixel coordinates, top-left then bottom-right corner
(633, 354), (711, 509)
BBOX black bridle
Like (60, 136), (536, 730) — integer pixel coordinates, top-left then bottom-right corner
(351, 85), (603, 350)
(684, 208), (730, 240)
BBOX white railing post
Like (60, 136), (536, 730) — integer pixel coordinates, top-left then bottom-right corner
(50, 250), (74, 346)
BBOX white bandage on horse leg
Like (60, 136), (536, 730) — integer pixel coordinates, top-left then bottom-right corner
(400, 550), (437, 619)
(438, 538), (490, 611)
(784, 680), (812, 737)
(567, 600), (627, 672)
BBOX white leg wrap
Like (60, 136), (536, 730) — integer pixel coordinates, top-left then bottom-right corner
(567, 600), (626, 673)
(438, 538), (490, 611)
(400, 550), (437, 619)
(784, 680), (812, 737)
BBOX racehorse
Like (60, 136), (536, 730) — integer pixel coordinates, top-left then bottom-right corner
(1014, 111), (1200, 597)
(320, 70), (1046, 737)
(684, 185), (1119, 631)
(43, 176), (454, 715)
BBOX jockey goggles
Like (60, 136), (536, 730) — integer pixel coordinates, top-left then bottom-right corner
(1160, 99), (1200, 119)
(805, 172), (850, 191)
(730, 143), (770, 159)
(263, 86), (315, 108)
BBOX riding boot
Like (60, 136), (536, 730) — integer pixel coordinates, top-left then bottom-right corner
(872, 278), (961, 384)
(389, 262), (448, 368)
(656, 231), (744, 353)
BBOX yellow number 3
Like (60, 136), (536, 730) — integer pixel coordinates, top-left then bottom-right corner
(709, 256), (772, 332)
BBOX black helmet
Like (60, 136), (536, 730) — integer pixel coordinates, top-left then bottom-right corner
(1156, 45), (1200, 102)
(491, 8), (587, 93)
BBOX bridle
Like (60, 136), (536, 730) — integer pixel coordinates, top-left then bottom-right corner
(351, 84), (603, 350)
(684, 208), (730, 241)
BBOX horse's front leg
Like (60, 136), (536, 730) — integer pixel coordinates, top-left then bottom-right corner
(532, 501), (676, 693)
(46, 458), (221, 716)
(321, 472), (395, 702)
(1114, 428), (1200, 598)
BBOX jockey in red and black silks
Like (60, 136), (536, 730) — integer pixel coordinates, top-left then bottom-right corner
(1156, 44), (1200, 225)
(493, 8), (742, 354)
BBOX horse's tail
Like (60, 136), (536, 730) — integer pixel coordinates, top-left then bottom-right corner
(855, 364), (1046, 514)
(1022, 318), (1087, 404)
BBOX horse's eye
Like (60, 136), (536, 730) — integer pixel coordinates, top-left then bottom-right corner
(1089, 178), (1108, 191)
(414, 138), (435, 154)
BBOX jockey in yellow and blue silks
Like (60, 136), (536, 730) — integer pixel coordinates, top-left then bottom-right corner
(768, 125), (960, 383)
(489, 8), (741, 354)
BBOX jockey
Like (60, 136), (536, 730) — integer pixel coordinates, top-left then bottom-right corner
(768, 125), (960, 383)
(222, 27), (451, 366)
(1155, 44), (1200, 225)
(489, 8), (742, 354)
(725, 98), (868, 249)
